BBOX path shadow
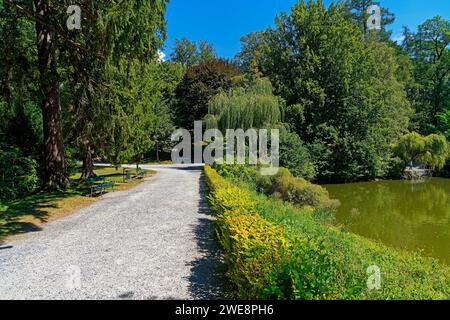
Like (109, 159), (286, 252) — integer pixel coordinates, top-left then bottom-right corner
(170, 165), (204, 172)
(188, 172), (226, 300)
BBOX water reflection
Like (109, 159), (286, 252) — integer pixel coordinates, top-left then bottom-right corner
(324, 178), (450, 264)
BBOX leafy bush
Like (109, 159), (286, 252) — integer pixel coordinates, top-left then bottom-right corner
(213, 163), (257, 185)
(255, 167), (291, 193)
(272, 175), (340, 209)
(205, 165), (450, 300)
(214, 163), (338, 210)
(0, 147), (40, 200)
(386, 156), (406, 179)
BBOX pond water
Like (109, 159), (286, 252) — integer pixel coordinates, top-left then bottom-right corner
(323, 178), (450, 264)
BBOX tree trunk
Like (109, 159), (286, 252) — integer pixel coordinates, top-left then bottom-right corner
(34, 0), (68, 190)
(80, 144), (96, 180)
(156, 141), (160, 162)
(433, 77), (443, 126)
(136, 153), (141, 171)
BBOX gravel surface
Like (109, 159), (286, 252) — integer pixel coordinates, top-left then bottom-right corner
(0, 164), (224, 300)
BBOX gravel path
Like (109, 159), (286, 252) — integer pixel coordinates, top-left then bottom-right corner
(0, 164), (223, 300)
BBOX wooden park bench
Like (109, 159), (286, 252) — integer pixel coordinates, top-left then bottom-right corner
(88, 176), (115, 197)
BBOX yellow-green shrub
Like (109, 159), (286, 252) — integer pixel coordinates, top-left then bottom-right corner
(272, 175), (340, 209)
(218, 212), (289, 298)
(253, 167), (292, 193)
(205, 166), (289, 298)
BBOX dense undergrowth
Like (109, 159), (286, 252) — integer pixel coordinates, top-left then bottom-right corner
(205, 165), (450, 300)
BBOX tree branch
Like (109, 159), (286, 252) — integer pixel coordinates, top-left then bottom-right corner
(4, 0), (88, 53)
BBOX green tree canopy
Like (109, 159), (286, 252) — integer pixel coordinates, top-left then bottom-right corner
(436, 110), (450, 141)
(2, 0), (169, 184)
(206, 78), (316, 179)
(61, 0), (169, 178)
(402, 16), (450, 133)
(393, 132), (426, 167)
(170, 38), (198, 66)
(422, 134), (449, 170)
(174, 59), (242, 130)
(170, 38), (217, 66)
(343, 0), (395, 41)
(237, 0), (411, 181)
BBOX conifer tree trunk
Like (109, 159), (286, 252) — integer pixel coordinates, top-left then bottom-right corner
(156, 141), (160, 162)
(80, 143), (96, 180)
(34, 0), (68, 190)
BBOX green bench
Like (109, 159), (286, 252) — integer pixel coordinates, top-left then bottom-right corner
(88, 177), (115, 197)
(137, 168), (146, 179)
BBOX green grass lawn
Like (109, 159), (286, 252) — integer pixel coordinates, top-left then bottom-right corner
(0, 166), (155, 242)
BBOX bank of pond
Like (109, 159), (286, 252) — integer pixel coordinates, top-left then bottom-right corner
(207, 164), (450, 300)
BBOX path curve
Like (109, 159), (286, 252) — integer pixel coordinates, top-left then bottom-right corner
(0, 164), (223, 300)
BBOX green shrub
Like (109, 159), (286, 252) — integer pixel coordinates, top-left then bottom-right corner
(214, 163), (256, 184)
(253, 167), (292, 194)
(272, 175), (339, 209)
(0, 147), (40, 200)
(214, 163), (338, 210)
(386, 156), (406, 179)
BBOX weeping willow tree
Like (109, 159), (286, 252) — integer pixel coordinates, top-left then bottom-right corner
(205, 78), (284, 131)
(205, 77), (318, 177)
(421, 134), (449, 170)
(394, 132), (449, 171)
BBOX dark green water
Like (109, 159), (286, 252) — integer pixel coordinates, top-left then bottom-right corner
(324, 178), (450, 264)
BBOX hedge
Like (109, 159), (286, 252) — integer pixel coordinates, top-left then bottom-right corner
(205, 165), (289, 298)
(205, 165), (450, 300)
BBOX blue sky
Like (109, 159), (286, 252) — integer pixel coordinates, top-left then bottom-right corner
(163, 0), (450, 59)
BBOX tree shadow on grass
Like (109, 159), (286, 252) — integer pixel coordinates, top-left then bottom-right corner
(0, 167), (133, 244)
(188, 172), (226, 300)
(0, 191), (66, 243)
(0, 180), (95, 244)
